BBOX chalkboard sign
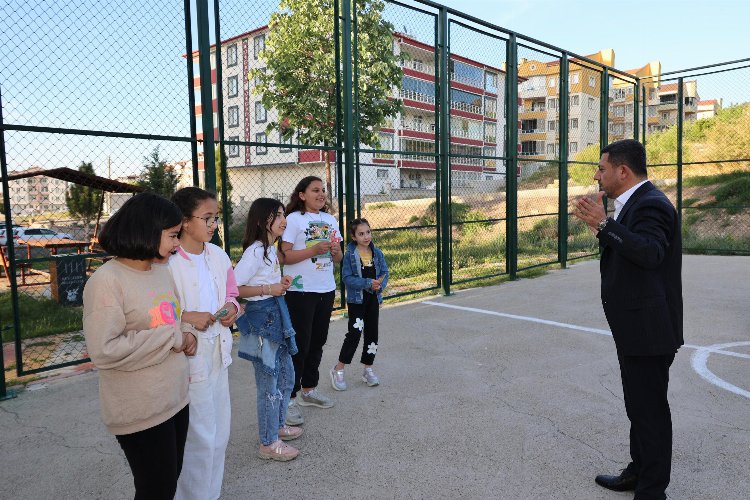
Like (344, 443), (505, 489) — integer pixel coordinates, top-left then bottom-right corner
(50, 255), (88, 306)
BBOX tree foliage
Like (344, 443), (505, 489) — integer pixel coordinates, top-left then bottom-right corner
(250, 0), (403, 201)
(65, 161), (102, 228)
(137, 147), (179, 198)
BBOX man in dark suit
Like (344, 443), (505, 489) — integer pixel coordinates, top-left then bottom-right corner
(574, 139), (683, 500)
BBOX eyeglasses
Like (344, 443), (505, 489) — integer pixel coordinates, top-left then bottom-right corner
(191, 215), (221, 227)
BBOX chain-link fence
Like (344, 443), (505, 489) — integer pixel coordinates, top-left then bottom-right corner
(2, 0), (748, 384)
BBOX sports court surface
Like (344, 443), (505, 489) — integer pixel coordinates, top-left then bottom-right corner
(0, 255), (747, 499)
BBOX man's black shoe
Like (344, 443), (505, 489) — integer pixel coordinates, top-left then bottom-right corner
(595, 469), (638, 492)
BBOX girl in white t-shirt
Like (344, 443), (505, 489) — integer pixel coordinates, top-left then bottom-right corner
(234, 197), (302, 461)
(280, 176), (343, 426)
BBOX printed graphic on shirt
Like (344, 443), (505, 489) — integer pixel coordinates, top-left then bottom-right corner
(291, 274), (304, 290)
(305, 221), (334, 267)
(147, 291), (181, 328)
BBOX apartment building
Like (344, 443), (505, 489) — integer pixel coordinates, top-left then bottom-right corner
(4, 167), (68, 217)
(697, 98), (722, 120)
(516, 49), (615, 163)
(194, 27), (507, 205)
(645, 80), (700, 133)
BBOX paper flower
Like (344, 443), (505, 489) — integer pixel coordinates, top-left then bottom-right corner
(367, 342), (378, 355)
(354, 318), (364, 332)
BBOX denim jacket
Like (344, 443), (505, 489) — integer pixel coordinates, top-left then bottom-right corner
(236, 296), (298, 375)
(342, 241), (389, 304)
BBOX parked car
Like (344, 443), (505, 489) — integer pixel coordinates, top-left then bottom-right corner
(0, 227), (73, 245)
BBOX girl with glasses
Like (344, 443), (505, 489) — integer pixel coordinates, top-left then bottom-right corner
(169, 187), (240, 500)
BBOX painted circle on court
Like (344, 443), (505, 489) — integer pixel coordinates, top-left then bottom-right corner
(690, 341), (750, 400)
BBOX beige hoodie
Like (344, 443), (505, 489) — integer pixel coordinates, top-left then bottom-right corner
(83, 259), (189, 435)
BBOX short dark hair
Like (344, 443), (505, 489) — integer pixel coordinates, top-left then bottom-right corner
(98, 192), (183, 260)
(602, 139), (647, 177)
(172, 186), (217, 218)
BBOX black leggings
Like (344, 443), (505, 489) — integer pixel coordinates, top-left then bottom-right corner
(115, 405), (189, 500)
(339, 293), (379, 366)
(285, 290), (335, 398)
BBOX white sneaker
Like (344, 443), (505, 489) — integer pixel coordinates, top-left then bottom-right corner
(330, 366), (347, 391)
(298, 388), (334, 408)
(285, 398), (304, 426)
(362, 367), (379, 387)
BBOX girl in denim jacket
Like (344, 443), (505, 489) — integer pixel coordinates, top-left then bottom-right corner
(234, 198), (302, 462)
(330, 218), (389, 391)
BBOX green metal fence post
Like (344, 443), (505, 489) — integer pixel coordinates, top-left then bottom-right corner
(212, 0), (230, 250)
(558, 54), (569, 268)
(196, 0), (216, 191)
(433, 15), (442, 289)
(633, 80), (640, 140)
(352, 3), (362, 219)
(0, 85), (17, 400)
(506, 35), (519, 280)
(599, 68), (610, 212)
(183, 0), (200, 185)
(438, 8), (451, 294)
(334, 0), (345, 305)
(342, 0), (355, 230)
(641, 84), (647, 145)
(676, 77), (684, 226)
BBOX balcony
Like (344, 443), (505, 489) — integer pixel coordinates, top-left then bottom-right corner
(401, 120), (434, 133)
(450, 100), (482, 115)
(400, 89), (436, 105)
(521, 128), (545, 134)
(401, 60), (436, 76)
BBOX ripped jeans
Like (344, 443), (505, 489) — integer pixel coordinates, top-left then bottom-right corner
(251, 343), (294, 445)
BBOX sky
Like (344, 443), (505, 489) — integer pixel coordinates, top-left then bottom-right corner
(1, 0), (748, 177)
(437, 0), (750, 75)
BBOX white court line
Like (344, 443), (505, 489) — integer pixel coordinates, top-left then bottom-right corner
(423, 300), (750, 399)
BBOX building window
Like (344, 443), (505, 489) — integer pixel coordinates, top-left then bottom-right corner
(255, 102), (267, 123)
(548, 77), (557, 88)
(588, 97), (595, 110)
(253, 67), (266, 87)
(376, 132), (394, 159)
(546, 143), (555, 155)
(570, 72), (580, 85)
(547, 97), (558, 110)
(613, 106), (625, 117)
(662, 112), (670, 120)
(587, 120), (595, 132)
(228, 106), (239, 128)
(613, 88), (626, 100)
(228, 136), (240, 157)
(625, 103), (634, 115)
(376, 169), (389, 179)
(484, 122), (497, 143)
(280, 134), (293, 153)
(484, 97), (497, 118)
(253, 34), (265, 60)
(570, 118), (578, 130)
(569, 142), (578, 153)
(255, 132), (267, 155)
(589, 75), (596, 87)
(228, 76), (238, 98)
(484, 71), (498, 93)
(570, 95), (580, 107)
(226, 44), (238, 67)
(548, 120), (557, 131)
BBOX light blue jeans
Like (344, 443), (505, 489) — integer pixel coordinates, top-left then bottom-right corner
(251, 343), (294, 445)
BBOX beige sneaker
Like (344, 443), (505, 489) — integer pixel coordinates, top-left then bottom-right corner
(257, 440), (299, 461)
(279, 425), (304, 441)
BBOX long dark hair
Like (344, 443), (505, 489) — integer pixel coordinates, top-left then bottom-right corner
(285, 175), (327, 215)
(242, 198), (285, 264)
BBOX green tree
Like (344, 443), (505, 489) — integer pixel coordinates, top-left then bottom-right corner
(137, 147), (179, 198)
(250, 0), (403, 205)
(215, 145), (233, 228)
(65, 161), (102, 231)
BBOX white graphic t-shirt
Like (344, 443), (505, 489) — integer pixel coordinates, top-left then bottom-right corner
(233, 242), (282, 302)
(282, 210), (338, 293)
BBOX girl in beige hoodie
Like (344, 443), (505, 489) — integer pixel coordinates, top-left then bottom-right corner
(83, 193), (195, 499)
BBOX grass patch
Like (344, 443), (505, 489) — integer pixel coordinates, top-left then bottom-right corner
(368, 201), (396, 209)
(682, 170), (750, 188)
(0, 292), (83, 342)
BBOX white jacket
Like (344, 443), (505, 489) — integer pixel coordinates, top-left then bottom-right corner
(168, 243), (240, 380)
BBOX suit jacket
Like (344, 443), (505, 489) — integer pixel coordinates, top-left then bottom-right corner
(598, 181), (684, 356)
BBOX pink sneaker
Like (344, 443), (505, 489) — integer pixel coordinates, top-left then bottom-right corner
(279, 425), (304, 441)
(257, 440), (299, 461)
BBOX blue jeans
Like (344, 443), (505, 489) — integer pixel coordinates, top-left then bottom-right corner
(251, 344), (294, 445)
